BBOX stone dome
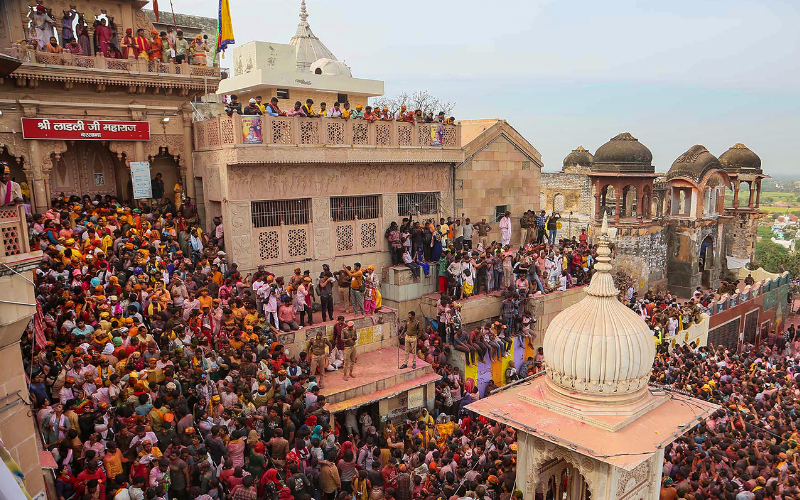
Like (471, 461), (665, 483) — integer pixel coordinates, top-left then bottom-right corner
(666, 145), (721, 183)
(543, 214), (655, 403)
(592, 132), (654, 173)
(562, 146), (594, 169)
(309, 58), (352, 77)
(718, 143), (762, 174)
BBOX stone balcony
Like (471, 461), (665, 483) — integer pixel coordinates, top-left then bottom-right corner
(193, 113), (465, 165)
(2, 45), (219, 94)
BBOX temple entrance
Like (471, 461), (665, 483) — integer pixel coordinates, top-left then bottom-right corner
(50, 142), (120, 200)
(700, 235), (713, 288)
(535, 459), (591, 500)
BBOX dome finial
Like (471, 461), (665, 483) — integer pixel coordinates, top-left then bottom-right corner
(585, 212), (617, 297)
(300, 0), (308, 22)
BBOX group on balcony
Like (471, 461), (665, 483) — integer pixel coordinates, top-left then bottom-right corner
(227, 95), (456, 124)
(25, 2), (210, 65)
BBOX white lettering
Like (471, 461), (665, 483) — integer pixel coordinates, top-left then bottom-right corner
(37, 119), (51, 130)
(87, 121), (101, 131)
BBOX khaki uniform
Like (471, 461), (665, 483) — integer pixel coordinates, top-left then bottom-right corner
(403, 318), (420, 368)
(309, 336), (328, 377)
(342, 327), (357, 375)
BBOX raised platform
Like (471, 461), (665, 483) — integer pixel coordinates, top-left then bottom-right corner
(319, 346), (435, 406)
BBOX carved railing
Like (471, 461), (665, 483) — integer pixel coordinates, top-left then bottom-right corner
(2, 45), (220, 78)
(0, 205), (30, 258)
(194, 114), (461, 151)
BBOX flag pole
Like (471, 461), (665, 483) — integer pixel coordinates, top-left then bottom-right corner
(170, 0), (177, 31)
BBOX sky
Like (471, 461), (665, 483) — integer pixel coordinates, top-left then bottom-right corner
(172, 0), (800, 175)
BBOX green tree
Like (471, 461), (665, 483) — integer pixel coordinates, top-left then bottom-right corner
(754, 239), (800, 276)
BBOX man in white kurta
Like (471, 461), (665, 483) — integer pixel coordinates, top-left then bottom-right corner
(499, 211), (512, 247)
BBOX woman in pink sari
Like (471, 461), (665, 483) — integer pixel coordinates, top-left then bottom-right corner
(94, 18), (112, 56)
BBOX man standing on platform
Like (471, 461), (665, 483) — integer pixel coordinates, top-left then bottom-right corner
(342, 321), (357, 380)
(400, 311), (420, 369)
(307, 330), (330, 388)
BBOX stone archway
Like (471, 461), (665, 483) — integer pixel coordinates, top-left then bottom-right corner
(50, 142), (118, 199)
(529, 439), (598, 500)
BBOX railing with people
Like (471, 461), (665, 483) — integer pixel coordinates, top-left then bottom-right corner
(1, 45), (220, 78)
(193, 113), (461, 151)
(0, 204), (31, 258)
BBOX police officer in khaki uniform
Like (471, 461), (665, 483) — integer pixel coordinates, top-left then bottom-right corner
(400, 311), (420, 369)
(342, 321), (357, 380)
(307, 330), (330, 388)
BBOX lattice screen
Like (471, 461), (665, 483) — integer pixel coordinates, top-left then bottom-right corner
(336, 225), (354, 252)
(398, 124), (412, 146)
(326, 121), (345, 144)
(352, 123), (368, 145)
(376, 124), (391, 146)
(300, 121), (319, 145)
(1, 227), (20, 256)
(287, 228), (309, 257)
(258, 230), (280, 261)
(360, 222), (377, 250)
(271, 119), (292, 145)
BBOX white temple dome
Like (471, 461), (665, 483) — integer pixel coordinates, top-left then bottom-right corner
(542, 214), (655, 402)
(289, 0), (338, 73)
(310, 58), (352, 77)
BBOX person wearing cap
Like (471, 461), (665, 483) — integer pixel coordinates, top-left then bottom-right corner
(342, 321), (357, 380)
(0, 162), (23, 207)
(244, 98), (262, 115)
(307, 330), (331, 388)
(400, 311), (420, 369)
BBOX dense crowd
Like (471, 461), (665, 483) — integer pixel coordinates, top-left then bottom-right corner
(20, 190), (523, 500)
(12, 161), (799, 500)
(653, 324), (800, 500)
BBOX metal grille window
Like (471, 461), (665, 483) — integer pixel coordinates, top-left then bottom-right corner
(330, 195), (380, 222)
(398, 192), (439, 217)
(251, 199), (311, 228)
(495, 205), (508, 222)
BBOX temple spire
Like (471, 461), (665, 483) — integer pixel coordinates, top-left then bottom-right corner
(299, 0), (308, 23)
(586, 212), (618, 297)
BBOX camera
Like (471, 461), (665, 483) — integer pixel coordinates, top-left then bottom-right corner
(203, 34), (208, 39)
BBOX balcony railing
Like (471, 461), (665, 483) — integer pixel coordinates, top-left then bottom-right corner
(194, 113), (461, 151)
(0, 205), (30, 258)
(1, 45), (220, 78)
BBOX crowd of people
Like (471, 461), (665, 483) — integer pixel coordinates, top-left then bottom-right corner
(27, 4), (210, 65)
(654, 323), (800, 500)
(19, 187), (523, 500)
(11, 164), (799, 500)
(385, 212), (595, 300)
(225, 95), (456, 126)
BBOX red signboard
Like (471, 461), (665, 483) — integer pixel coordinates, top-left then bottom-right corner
(21, 117), (151, 141)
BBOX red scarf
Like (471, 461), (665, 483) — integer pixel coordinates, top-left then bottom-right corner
(135, 36), (149, 54)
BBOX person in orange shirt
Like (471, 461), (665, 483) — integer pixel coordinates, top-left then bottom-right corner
(197, 288), (214, 310)
(149, 29), (162, 62)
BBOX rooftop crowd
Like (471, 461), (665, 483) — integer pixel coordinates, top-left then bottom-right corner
(27, 4), (210, 65)
(225, 94), (455, 125)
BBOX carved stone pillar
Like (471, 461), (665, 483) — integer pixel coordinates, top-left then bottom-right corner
(312, 197), (332, 262)
(134, 141), (146, 162)
(181, 110), (196, 198)
(226, 201), (254, 270)
(26, 141), (48, 213)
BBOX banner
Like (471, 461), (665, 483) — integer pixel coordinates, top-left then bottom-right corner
(241, 115), (262, 144)
(33, 302), (46, 353)
(130, 161), (152, 199)
(430, 123), (443, 146)
(21, 118), (150, 141)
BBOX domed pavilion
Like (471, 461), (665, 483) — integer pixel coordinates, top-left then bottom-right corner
(468, 214), (717, 499)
